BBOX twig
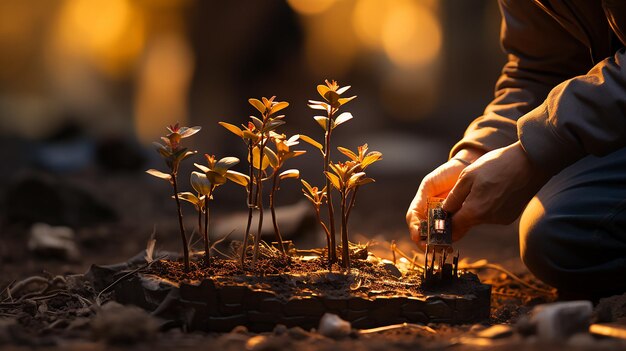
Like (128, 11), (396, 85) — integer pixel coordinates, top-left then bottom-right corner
(95, 258), (162, 305)
(359, 323), (437, 334)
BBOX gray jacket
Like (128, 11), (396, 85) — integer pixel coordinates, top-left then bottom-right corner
(451, 0), (626, 175)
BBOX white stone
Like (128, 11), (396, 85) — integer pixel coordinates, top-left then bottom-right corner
(529, 300), (593, 342)
(318, 313), (351, 339)
(28, 223), (79, 260)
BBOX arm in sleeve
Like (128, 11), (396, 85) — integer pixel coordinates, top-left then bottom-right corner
(518, 49), (626, 174)
(450, 0), (590, 158)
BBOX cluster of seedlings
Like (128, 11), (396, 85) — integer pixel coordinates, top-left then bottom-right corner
(147, 80), (382, 272)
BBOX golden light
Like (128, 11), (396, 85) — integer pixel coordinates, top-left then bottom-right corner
(52, 0), (145, 77)
(302, 1), (358, 77)
(352, 0), (390, 49)
(134, 34), (194, 144)
(381, 0), (442, 68)
(287, 0), (336, 15)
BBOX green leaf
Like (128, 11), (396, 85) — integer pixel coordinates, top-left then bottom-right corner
(333, 112), (353, 128)
(279, 169), (299, 180)
(214, 157), (240, 174)
(146, 169), (171, 181)
(191, 171), (212, 195)
(249, 98), (265, 114)
(225, 170), (250, 187)
(314, 116), (329, 131)
(179, 126), (201, 138)
(299, 134), (323, 151)
(219, 122), (243, 138)
(325, 172), (341, 190)
(270, 101), (289, 115)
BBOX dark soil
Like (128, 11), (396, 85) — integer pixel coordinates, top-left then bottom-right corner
(147, 254), (484, 302)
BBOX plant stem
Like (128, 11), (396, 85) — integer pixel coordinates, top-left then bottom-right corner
(345, 186), (359, 223)
(252, 139), (267, 267)
(241, 143), (254, 267)
(324, 109), (337, 263)
(314, 207), (332, 269)
(203, 187), (213, 266)
(198, 203), (203, 240)
(172, 174), (190, 272)
(269, 171), (286, 254)
(340, 189), (350, 270)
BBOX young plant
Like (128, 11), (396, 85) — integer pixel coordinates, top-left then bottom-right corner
(219, 96), (289, 267)
(219, 121), (261, 267)
(146, 123), (200, 272)
(267, 133), (305, 253)
(176, 191), (205, 241)
(300, 80), (356, 264)
(301, 180), (331, 260)
(193, 154), (248, 265)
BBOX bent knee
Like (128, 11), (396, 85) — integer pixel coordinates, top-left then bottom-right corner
(519, 198), (572, 290)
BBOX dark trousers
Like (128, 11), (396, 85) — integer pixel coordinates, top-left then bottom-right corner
(520, 148), (626, 298)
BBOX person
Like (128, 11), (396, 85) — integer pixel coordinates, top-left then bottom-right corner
(406, 0), (626, 299)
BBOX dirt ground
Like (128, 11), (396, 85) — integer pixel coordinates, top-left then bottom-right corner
(1, 165), (625, 350)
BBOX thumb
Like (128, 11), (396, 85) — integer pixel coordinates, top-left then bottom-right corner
(443, 173), (473, 214)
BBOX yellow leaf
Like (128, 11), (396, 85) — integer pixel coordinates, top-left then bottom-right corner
(226, 170), (250, 187)
(317, 84), (330, 99)
(337, 146), (357, 161)
(338, 96), (357, 106)
(270, 101), (289, 115)
(146, 169), (171, 181)
(249, 98), (266, 114)
(279, 169), (300, 180)
(314, 116), (329, 131)
(219, 122), (243, 138)
(325, 172), (341, 190)
(191, 171), (212, 195)
(299, 135), (323, 151)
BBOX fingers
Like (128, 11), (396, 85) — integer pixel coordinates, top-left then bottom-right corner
(442, 170), (473, 214)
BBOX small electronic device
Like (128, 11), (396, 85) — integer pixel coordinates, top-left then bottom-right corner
(420, 197), (459, 283)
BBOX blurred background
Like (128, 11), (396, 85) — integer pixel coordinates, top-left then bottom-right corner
(0, 0), (515, 278)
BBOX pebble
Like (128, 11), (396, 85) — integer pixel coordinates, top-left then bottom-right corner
(318, 313), (352, 339)
(91, 302), (159, 344)
(529, 300), (593, 342)
(28, 223), (79, 261)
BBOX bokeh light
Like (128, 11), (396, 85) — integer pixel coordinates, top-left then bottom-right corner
(287, 0), (337, 16)
(381, 0), (442, 69)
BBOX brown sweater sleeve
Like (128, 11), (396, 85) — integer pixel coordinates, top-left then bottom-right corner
(450, 0), (590, 158)
(519, 50), (626, 174)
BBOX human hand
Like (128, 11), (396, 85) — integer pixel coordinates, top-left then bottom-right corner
(406, 148), (483, 247)
(442, 141), (549, 239)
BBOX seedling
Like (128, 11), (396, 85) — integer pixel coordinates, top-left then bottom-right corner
(300, 80), (356, 265)
(328, 144), (381, 269)
(220, 96), (290, 267)
(267, 133), (305, 253)
(146, 123), (200, 272)
(193, 154), (247, 265)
